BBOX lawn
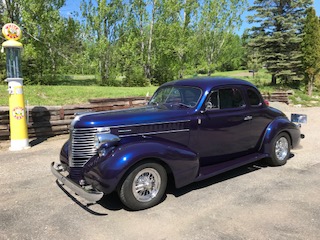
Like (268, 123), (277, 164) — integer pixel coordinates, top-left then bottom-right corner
(0, 71), (319, 106)
(0, 85), (157, 106)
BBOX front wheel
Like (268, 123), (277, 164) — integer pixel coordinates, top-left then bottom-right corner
(119, 162), (167, 210)
(267, 132), (291, 166)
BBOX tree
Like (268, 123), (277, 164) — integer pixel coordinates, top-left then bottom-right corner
(197, 0), (247, 76)
(81, 0), (124, 85)
(218, 34), (245, 71)
(0, 0), (21, 24)
(119, 0), (156, 86)
(301, 7), (320, 96)
(0, 0), (81, 84)
(242, 30), (263, 74)
(247, 0), (312, 85)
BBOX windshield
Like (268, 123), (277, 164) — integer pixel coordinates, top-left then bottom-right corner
(149, 86), (202, 108)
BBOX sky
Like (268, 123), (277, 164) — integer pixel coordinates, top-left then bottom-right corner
(60, 0), (320, 35)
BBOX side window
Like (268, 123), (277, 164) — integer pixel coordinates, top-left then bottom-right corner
(205, 91), (219, 110)
(247, 89), (262, 106)
(205, 88), (245, 110)
(219, 88), (245, 109)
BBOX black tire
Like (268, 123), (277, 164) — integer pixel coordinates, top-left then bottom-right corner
(267, 132), (291, 166)
(119, 162), (167, 210)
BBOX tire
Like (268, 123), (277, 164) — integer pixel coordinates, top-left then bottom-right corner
(267, 132), (291, 166)
(119, 162), (167, 210)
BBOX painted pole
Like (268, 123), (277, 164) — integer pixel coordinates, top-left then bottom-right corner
(2, 23), (29, 151)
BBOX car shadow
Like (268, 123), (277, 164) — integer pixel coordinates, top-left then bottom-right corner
(97, 159), (270, 212)
(57, 157), (295, 213)
(56, 180), (109, 216)
(167, 159), (269, 197)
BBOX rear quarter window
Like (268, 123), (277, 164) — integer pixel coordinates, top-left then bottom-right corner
(247, 89), (262, 106)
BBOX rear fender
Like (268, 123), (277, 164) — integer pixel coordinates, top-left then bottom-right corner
(84, 138), (199, 194)
(259, 117), (299, 155)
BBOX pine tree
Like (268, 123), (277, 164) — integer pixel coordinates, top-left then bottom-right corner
(247, 0), (312, 85)
(301, 7), (320, 96)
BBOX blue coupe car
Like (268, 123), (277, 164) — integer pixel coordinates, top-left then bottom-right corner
(51, 77), (304, 210)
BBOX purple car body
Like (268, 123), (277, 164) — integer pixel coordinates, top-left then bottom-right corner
(52, 77), (303, 210)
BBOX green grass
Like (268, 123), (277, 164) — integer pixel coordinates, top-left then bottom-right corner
(1, 72), (319, 106)
(0, 85), (157, 106)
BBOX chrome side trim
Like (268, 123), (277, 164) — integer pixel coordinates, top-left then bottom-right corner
(118, 129), (132, 133)
(51, 162), (103, 202)
(110, 119), (190, 129)
(119, 129), (190, 137)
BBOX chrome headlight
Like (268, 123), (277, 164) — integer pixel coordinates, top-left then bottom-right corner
(94, 133), (120, 150)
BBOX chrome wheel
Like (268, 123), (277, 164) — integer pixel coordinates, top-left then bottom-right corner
(119, 162), (167, 210)
(275, 137), (289, 161)
(132, 168), (161, 202)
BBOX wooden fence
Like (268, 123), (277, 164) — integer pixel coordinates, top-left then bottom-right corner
(0, 97), (149, 140)
(262, 92), (290, 104)
(0, 93), (290, 141)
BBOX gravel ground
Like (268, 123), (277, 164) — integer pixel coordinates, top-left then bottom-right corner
(0, 103), (319, 240)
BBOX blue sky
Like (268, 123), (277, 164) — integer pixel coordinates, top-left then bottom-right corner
(61, 0), (320, 35)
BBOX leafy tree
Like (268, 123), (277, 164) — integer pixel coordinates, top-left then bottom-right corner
(81, 0), (124, 85)
(196, 0), (247, 76)
(0, 0), (21, 24)
(218, 34), (245, 71)
(118, 0), (153, 86)
(247, 0), (312, 85)
(0, 0), (83, 84)
(301, 7), (320, 96)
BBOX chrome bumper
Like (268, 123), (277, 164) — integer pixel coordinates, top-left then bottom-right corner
(51, 162), (103, 202)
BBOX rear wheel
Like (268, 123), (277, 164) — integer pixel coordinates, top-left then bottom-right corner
(119, 162), (167, 210)
(267, 132), (291, 166)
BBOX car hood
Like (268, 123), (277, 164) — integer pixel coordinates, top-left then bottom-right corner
(72, 105), (192, 129)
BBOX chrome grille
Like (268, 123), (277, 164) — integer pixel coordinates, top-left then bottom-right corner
(70, 127), (110, 167)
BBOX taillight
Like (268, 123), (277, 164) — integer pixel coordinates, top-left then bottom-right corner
(264, 100), (270, 106)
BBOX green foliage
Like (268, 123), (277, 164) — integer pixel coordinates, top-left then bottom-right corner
(247, 0), (312, 85)
(0, 0), (249, 87)
(122, 65), (149, 87)
(301, 7), (320, 96)
(218, 34), (245, 71)
(196, 0), (247, 75)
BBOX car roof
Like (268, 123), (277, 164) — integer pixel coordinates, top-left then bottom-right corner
(162, 77), (257, 90)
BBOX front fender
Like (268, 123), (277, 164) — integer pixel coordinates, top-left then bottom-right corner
(84, 138), (199, 194)
(260, 117), (301, 155)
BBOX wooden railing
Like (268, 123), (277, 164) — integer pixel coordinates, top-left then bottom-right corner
(262, 92), (290, 104)
(0, 93), (290, 141)
(0, 97), (149, 140)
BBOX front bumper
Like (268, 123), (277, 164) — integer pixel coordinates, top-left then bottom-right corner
(51, 162), (103, 202)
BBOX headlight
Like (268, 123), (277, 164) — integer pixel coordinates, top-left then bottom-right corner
(94, 133), (120, 150)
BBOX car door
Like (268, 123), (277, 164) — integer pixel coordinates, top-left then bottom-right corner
(194, 86), (256, 166)
(244, 86), (273, 147)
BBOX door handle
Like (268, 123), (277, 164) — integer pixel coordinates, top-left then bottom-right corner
(244, 115), (253, 121)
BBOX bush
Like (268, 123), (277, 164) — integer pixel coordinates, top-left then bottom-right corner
(122, 66), (149, 87)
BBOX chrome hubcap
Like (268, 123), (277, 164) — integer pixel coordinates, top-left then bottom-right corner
(275, 137), (289, 161)
(132, 168), (161, 202)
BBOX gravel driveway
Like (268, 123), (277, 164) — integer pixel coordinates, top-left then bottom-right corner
(0, 103), (319, 240)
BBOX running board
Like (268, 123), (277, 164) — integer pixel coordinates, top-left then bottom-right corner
(195, 153), (269, 182)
